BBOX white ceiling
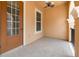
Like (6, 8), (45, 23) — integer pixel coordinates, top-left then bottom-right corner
(34, 1), (67, 8)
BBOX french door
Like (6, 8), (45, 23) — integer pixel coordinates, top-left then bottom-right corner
(0, 1), (23, 53)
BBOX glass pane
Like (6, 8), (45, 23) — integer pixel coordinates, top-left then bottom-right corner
(36, 17), (41, 22)
(7, 7), (11, 13)
(16, 23), (19, 28)
(36, 12), (41, 21)
(13, 22), (16, 29)
(7, 29), (11, 35)
(7, 13), (11, 21)
(12, 29), (15, 35)
(16, 29), (19, 34)
(36, 22), (41, 31)
(12, 8), (15, 14)
(7, 22), (11, 28)
(12, 15), (15, 21)
(16, 9), (19, 15)
(15, 16), (19, 21)
(37, 12), (40, 17)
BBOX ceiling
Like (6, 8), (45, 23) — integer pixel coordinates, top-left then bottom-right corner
(34, 1), (67, 8)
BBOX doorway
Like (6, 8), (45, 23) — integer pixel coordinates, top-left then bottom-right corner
(71, 28), (75, 45)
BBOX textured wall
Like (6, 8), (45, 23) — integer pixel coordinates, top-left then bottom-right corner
(43, 3), (68, 40)
(25, 2), (44, 44)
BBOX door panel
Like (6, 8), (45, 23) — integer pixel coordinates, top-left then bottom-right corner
(1, 1), (23, 53)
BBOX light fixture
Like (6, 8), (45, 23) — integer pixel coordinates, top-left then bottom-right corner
(44, 1), (55, 8)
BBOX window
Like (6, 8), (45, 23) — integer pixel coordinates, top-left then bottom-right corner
(35, 9), (42, 33)
(7, 1), (20, 36)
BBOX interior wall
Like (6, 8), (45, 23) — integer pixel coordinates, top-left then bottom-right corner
(43, 3), (68, 40)
(25, 2), (44, 45)
(25, 2), (69, 45)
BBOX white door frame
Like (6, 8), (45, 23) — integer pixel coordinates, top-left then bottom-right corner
(23, 2), (27, 45)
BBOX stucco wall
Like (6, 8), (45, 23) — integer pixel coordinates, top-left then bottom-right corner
(43, 3), (68, 40)
(25, 2), (44, 45)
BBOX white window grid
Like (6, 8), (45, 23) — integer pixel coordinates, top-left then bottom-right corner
(36, 11), (41, 31)
(7, 2), (20, 36)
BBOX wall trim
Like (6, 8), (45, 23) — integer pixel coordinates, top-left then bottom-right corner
(23, 2), (27, 45)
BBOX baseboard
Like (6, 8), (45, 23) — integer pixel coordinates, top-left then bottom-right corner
(44, 36), (67, 41)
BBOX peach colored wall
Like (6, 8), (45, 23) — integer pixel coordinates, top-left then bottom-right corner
(25, 2), (44, 44)
(25, 2), (68, 44)
(43, 3), (68, 40)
